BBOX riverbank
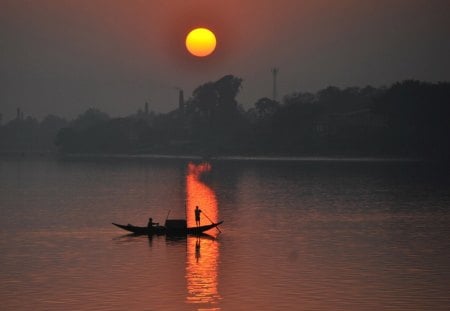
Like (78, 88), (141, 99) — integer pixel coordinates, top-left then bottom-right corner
(56, 152), (424, 163)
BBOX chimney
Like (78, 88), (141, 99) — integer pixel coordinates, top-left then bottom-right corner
(271, 68), (279, 101)
(178, 89), (184, 112)
(145, 102), (149, 115)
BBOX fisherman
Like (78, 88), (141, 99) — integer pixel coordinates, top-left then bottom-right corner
(147, 217), (155, 229)
(195, 206), (202, 227)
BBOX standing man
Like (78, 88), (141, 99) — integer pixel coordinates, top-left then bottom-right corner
(195, 206), (202, 227)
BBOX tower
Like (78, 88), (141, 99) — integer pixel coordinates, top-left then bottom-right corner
(271, 67), (279, 101)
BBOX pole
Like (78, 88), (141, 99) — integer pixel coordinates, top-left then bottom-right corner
(202, 210), (222, 233)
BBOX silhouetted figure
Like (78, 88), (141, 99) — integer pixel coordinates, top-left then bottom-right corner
(147, 217), (156, 229)
(195, 206), (202, 227)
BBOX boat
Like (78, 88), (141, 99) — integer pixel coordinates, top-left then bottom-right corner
(112, 223), (166, 235)
(185, 221), (223, 234)
(112, 219), (223, 236)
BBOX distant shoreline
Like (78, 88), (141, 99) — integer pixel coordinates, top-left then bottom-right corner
(57, 152), (425, 163)
(0, 150), (429, 163)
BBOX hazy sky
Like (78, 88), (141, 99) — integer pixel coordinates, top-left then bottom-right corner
(1, 0), (450, 121)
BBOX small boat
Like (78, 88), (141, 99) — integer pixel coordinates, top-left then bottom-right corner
(185, 221), (223, 235)
(112, 219), (223, 236)
(112, 223), (166, 235)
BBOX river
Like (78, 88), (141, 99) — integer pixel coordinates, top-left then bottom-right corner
(0, 157), (449, 310)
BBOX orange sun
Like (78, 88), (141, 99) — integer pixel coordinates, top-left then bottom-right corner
(185, 28), (217, 57)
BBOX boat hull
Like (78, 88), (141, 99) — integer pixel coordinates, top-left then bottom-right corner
(112, 221), (223, 236)
(112, 223), (166, 235)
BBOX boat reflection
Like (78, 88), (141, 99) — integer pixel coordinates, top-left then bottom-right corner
(185, 162), (221, 309)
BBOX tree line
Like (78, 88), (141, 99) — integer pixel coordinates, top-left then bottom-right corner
(0, 111), (68, 154)
(2, 76), (449, 160)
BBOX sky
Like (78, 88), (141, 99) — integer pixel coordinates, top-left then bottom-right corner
(1, 0), (450, 121)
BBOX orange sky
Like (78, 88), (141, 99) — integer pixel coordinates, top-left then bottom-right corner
(1, 0), (450, 120)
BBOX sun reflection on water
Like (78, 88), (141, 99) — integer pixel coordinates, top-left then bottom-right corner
(186, 162), (218, 228)
(185, 162), (221, 309)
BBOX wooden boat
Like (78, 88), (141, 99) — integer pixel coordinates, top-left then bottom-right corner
(112, 223), (166, 235)
(112, 219), (223, 236)
(185, 221), (223, 234)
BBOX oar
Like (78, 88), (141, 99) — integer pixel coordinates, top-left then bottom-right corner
(202, 210), (222, 233)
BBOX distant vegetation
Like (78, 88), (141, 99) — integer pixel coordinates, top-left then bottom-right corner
(1, 76), (449, 160)
(0, 112), (68, 154)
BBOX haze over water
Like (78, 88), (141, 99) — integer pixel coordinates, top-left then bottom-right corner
(1, 157), (449, 310)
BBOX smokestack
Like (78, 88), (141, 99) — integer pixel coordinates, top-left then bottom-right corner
(271, 68), (279, 101)
(178, 89), (184, 112)
(145, 102), (149, 115)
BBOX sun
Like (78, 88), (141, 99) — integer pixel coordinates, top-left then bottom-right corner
(185, 28), (217, 57)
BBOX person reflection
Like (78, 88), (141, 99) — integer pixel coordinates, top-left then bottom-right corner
(195, 237), (201, 263)
(186, 236), (220, 307)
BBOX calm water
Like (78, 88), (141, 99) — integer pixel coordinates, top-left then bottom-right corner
(1, 157), (449, 310)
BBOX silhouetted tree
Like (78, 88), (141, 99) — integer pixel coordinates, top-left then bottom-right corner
(40, 115), (68, 150)
(55, 108), (110, 153)
(71, 108), (110, 130)
(269, 93), (322, 153)
(49, 78), (449, 160)
(373, 80), (450, 158)
(254, 97), (280, 120)
(186, 75), (243, 154)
